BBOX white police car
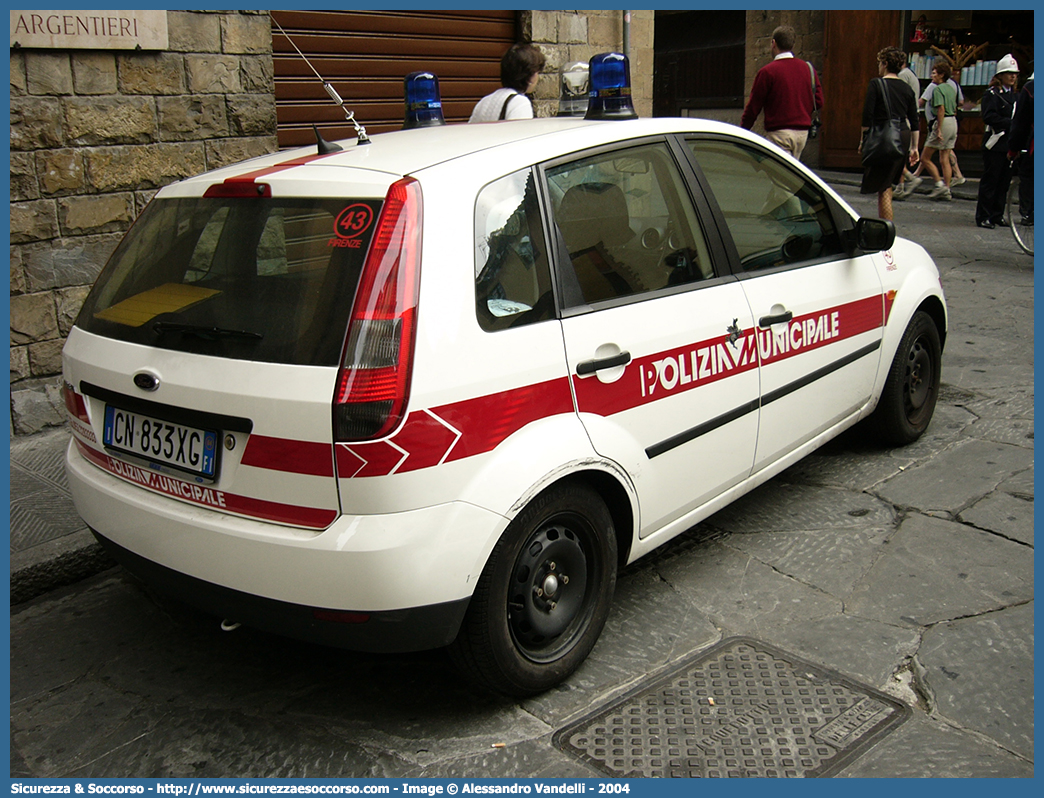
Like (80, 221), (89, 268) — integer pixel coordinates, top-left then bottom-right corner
(63, 58), (945, 697)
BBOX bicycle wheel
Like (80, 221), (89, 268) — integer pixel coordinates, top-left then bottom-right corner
(1007, 177), (1033, 255)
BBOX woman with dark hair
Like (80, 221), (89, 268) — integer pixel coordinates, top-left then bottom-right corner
(469, 43), (546, 122)
(858, 46), (919, 221)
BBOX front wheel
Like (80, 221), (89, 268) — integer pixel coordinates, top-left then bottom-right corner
(450, 483), (617, 697)
(868, 310), (942, 446)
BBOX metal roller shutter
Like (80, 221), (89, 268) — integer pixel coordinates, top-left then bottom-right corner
(271, 9), (519, 148)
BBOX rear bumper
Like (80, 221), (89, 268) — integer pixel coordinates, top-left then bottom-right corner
(66, 439), (509, 650)
(94, 530), (469, 652)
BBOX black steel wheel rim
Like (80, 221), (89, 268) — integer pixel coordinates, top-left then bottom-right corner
(904, 334), (934, 418)
(508, 518), (594, 663)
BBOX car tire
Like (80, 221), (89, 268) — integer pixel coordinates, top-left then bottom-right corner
(870, 310), (942, 446)
(450, 482), (617, 697)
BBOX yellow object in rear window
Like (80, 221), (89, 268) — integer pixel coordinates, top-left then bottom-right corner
(94, 283), (221, 327)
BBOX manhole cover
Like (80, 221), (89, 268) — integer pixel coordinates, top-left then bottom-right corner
(553, 637), (910, 778)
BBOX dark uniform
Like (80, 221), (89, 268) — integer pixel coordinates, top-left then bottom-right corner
(976, 83), (1017, 226)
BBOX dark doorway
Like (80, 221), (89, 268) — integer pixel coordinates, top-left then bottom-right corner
(653, 10), (746, 117)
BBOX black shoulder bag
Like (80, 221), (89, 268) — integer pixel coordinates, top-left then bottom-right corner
(807, 61), (822, 138)
(861, 78), (904, 166)
(498, 92), (518, 120)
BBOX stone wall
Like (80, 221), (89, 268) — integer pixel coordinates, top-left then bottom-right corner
(523, 9), (655, 119)
(9, 10), (278, 434)
(743, 10), (826, 166)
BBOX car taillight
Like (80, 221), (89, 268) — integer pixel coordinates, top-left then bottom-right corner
(62, 381), (89, 423)
(333, 177), (422, 441)
(203, 181), (272, 198)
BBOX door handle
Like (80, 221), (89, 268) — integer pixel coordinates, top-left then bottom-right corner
(758, 310), (793, 328)
(576, 351), (632, 376)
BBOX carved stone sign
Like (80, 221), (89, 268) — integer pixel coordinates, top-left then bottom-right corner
(10, 10), (168, 50)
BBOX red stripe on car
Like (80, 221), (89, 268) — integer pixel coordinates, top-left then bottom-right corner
(222, 152), (339, 185)
(337, 378), (575, 478)
(76, 440), (337, 529)
(240, 434), (335, 477)
(576, 294), (884, 417)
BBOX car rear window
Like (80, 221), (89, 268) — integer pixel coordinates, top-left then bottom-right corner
(75, 196), (381, 366)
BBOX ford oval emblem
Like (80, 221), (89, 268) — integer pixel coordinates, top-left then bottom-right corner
(133, 372), (160, 392)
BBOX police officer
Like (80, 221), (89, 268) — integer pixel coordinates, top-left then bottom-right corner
(976, 54), (1019, 228)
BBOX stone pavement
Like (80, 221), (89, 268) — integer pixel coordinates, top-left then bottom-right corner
(9, 426), (112, 604)
(8, 172), (1034, 778)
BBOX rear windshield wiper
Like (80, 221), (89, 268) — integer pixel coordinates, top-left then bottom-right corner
(152, 321), (263, 341)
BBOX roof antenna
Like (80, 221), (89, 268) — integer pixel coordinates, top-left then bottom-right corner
(272, 16), (371, 147)
(313, 123), (342, 154)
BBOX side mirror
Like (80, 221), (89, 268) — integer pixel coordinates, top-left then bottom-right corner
(845, 217), (896, 253)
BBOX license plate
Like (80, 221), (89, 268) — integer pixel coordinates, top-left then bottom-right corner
(103, 405), (218, 479)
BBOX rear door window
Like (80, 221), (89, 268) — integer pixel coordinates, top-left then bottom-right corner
(76, 197), (381, 366)
(474, 169), (555, 332)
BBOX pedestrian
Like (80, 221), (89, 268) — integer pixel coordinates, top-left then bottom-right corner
(942, 74), (968, 186)
(859, 46), (919, 221)
(469, 43), (546, 123)
(1007, 69), (1034, 226)
(897, 65), (967, 199)
(740, 24), (823, 159)
(915, 61), (959, 201)
(976, 54), (1020, 228)
(893, 52), (924, 197)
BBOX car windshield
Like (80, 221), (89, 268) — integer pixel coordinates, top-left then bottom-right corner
(75, 196), (380, 366)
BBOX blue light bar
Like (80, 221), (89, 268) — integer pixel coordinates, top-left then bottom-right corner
(585, 52), (637, 121)
(403, 71), (445, 129)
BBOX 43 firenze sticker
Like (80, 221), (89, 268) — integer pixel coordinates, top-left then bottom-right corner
(329, 203), (375, 248)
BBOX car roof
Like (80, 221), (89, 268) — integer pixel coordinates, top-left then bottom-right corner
(160, 116), (762, 198)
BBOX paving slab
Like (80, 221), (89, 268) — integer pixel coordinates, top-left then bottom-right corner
(958, 490), (1034, 546)
(654, 540), (843, 634)
(755, 614), (921, 692)
(722, 525), (892, 600)
(874, 438), (1035, 513)
(778, 446), (915, 493)
(844, 513), (1034, 628)
(407, 735), (597, 779)
(942, 362), (1035, 395)
(917, 602), (1034, 760)
(964, 415), (1036, 447)
(963, 387), (1036, 420)
(778, 402), (976, 492)
(999, 464), (1035, 499)
(704, 481), (896, 535)
(836, 713), (1034, 777)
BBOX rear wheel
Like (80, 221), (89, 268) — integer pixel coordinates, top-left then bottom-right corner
(450, 483), (617, 697)
(869, 310), (942, 446)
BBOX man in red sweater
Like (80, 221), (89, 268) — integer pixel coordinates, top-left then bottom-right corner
(741, 25), (823, 159)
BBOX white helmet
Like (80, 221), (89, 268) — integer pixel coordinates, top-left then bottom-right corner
(996, 54), (1019, 75)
